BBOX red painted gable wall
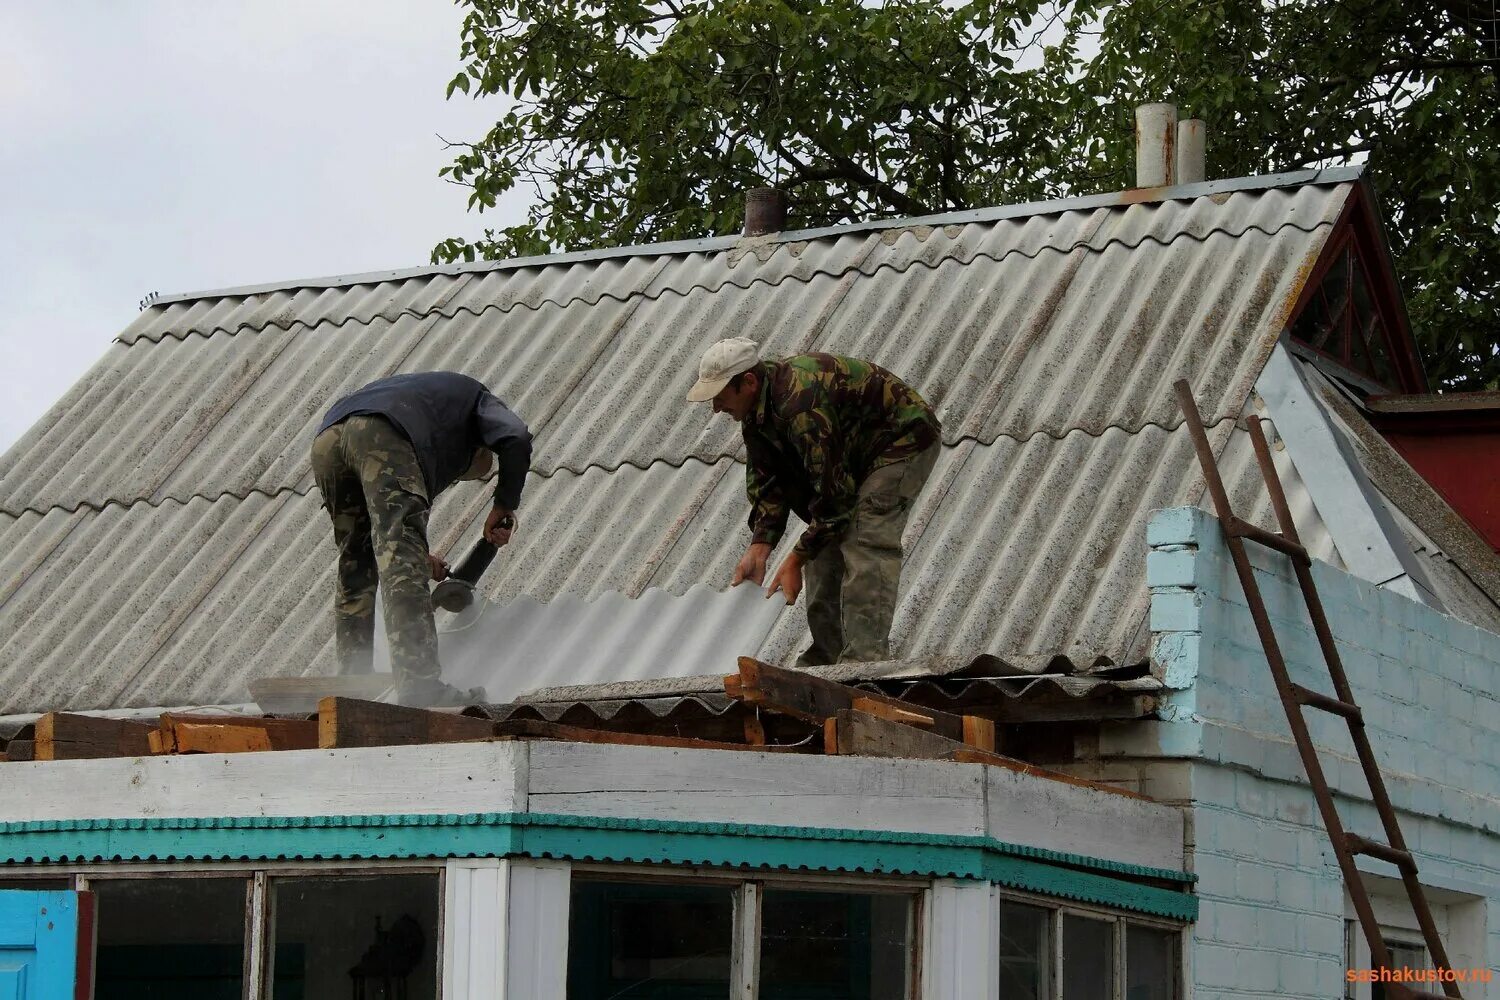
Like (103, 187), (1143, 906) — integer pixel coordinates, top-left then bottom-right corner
(1371, 399), (1500, 552)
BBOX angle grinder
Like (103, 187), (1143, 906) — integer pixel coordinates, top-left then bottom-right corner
(431, 515), (511, 613)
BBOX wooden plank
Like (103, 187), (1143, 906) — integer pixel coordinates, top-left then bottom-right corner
(318, 697), (497, 749)
(528, 740), (991, 836)
(249, 675), (396, 715)
(735, 657), (969, 742)
(945, 748), (1148, 800)
(850, 696), (937, 728)
(962, 716), (997, 753)
(742, 710), (767, 747)
(150, 714), (320, 755)
(822, 717), (839, 756)
(150, 723), (272, 755)
(493, 718), (810, 753)
(835, 709), (1145, 800)
(34, 713), (154, 761)
(834, 709), (968, 759)
(5, 740), (35, 762)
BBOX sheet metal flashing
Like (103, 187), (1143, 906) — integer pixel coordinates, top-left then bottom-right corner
(149, 167), (1364, 307)
(0, 811), (1197, 920)
(1307, 367), (1500, 605)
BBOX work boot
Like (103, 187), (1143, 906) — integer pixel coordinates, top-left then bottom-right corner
(395, 677), (487, 708)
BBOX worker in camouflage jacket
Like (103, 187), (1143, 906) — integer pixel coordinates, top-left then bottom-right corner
(688, 339), (941, 664)
(311, 371), (532, 706)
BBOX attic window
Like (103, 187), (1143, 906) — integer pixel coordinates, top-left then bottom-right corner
(1289, 238), (1402, 391)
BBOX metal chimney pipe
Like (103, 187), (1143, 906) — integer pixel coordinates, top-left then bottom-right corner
(1176, 119), (1207, 184)
(743, 187), (788, 236)
(1134, 104), (1178, 188)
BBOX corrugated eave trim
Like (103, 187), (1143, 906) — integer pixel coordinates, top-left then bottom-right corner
(148, 167), (1363, 308)
(0, 811), (1196, 919)
(0, 810), (1195, 882)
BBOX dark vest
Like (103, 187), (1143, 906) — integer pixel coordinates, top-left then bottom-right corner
(319, 372), (490, 499)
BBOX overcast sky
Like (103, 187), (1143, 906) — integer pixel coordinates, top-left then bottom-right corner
(0, 2), (530, 452)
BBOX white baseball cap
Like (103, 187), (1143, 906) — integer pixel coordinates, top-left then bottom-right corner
(686, 338), (761, 402)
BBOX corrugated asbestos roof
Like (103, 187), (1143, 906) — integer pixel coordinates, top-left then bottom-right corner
(0, 173), (1367, 714)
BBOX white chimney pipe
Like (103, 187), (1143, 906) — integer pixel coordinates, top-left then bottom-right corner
(1176, 119), (1207, 184)
(1134, 104), (1177, 188)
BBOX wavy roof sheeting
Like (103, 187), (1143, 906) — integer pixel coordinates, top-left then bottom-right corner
(0, 173), (1364, 714)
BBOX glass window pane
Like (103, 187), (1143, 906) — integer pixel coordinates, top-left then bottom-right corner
(760, 889), (913, 1000)
(1350, 258), (1400, 388)
(998, 900), (1052, 1000)
(1126, 924), (1177, 1000)
(568, 879), (734, 999)
(270, 874), (439, 1000)
(1291, 288), (1335, 352)
(1063, 914), (1114, 1000)
(1372, 939), (1427, 1000)
(93, 877), (247, 999)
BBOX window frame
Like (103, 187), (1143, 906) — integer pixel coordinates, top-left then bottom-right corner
(997, 887), (1186, 1000)
(568, 866), (927, 1000)
(62, 860), (446, 1000)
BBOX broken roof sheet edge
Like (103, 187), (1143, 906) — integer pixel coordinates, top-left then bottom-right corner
(517, 654), (1149, 704)
(150, 166), (1365, 307)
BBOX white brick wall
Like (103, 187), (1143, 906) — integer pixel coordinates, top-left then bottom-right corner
(1142, 507), (1500, 999)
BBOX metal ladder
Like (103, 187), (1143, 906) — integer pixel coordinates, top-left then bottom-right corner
(1174, 380), (1459, 1000)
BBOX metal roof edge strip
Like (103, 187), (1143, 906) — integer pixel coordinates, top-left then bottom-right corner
(0, 810), (1195, 891)
(150, 167), (1365, 307)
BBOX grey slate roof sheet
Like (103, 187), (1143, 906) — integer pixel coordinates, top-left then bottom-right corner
(0, 174), (1365, 714)
(0, 184), (1345, 516)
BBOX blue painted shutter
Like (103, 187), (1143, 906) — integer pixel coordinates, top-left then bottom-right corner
(0, 891), (93, 1000)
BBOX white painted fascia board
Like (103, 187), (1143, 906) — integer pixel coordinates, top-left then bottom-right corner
(523, 740), (990, 837)
(983, 766), (1186, 873)
(0, 741), (529, 822)
(1254, 341), (1444, 610)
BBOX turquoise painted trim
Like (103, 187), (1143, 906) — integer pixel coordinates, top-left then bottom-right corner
(982, 855), (1197, 922)
(0, 812), (1197, 921)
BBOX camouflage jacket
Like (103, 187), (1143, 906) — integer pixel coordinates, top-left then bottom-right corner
(743, 353), (940, 559)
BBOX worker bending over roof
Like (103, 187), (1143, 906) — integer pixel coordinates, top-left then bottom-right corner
(311, 371), (531, 706)
(689, 340), (940, 665)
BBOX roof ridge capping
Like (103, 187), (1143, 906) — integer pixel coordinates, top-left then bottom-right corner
(152, 166), (1365, 307)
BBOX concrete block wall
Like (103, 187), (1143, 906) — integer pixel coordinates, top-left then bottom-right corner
(1139, 506), (1500, 998)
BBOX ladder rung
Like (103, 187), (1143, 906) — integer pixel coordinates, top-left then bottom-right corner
(1291, 683), (1363, 723)
(1346, 833), (1417, 872)
(1225, 516), (1312, 566)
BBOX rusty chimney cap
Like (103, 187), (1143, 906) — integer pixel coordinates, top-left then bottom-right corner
(743, 187), (788, 237)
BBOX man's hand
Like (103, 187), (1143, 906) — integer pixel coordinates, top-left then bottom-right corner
(484, 506), (517, 546)
(765, 551), (804, 604)
(732, 542), (772, 587)
(427, 553), (450, 582)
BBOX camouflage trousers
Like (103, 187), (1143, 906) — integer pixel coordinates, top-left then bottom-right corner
(798, 443), (940, 666)
(310, 415), (439, 683)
